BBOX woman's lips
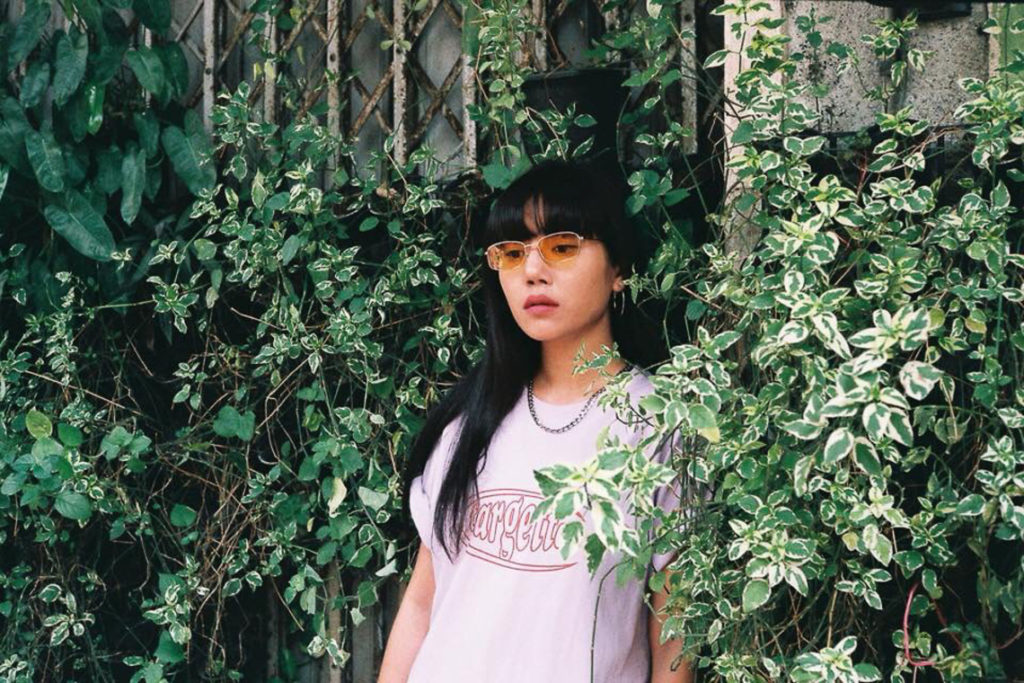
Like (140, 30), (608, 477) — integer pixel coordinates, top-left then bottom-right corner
(524, 296), (558, 314)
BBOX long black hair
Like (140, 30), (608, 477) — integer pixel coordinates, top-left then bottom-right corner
(401, 156), (666, 562)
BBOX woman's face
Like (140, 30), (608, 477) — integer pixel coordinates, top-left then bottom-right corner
(497, 195), (624, 343)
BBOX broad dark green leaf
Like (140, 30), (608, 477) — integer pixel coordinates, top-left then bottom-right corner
(95, 144), (123, 195)
(169, 504), (196, 527)
(125, 47), (167, 101)
(161, 111), (215, 195)
(19, 61), (51, 108)
(54, 491), (92, 521)
(120, 143), (145, 223)
(133, 110), (160, 158)
(43, 191), (116, 261)
(57, 423), (84, 448)
(155, 631), (184, 664)
(212, 405), (255, 441)
(65, 86), (90, 143)
(88, 11), (130, 85)
(85, 84), (104, 135)
(53, 28), (89, 106)
(0, 99), (32, 175)
(6, 0), (51, 68)
(461, 0), (480, 56)
(155, 43), (189, 99)
(26, 408), (52, 438)
(25, 128), (66, 192)
(74, 0), (104, 33)
(132, 0), (171, 35)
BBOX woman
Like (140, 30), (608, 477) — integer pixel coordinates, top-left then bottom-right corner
(378, 157), (693, 683)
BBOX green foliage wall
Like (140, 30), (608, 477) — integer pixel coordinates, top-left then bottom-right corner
(2, 1), (1024, 682)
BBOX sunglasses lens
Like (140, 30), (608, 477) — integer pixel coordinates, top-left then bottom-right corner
(487, 243), (526, 270)
(540, 233), (581, 263)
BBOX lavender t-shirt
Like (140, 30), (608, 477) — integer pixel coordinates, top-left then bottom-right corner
(407, 369), (684, 683)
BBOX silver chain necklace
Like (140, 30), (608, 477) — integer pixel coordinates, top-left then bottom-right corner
(526, 365), (632, 434)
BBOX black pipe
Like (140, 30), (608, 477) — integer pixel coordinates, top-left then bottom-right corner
(865, 0), (1024, 22)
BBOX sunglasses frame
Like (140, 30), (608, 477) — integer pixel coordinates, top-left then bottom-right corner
(485, 231), (592, 271)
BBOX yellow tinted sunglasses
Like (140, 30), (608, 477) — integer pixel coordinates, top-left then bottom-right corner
(485, 231), (592, 271)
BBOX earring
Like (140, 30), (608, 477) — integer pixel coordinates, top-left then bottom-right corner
(614, 289), (626, 315)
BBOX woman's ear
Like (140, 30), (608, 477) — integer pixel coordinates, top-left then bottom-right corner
(612, 272), (625, 293)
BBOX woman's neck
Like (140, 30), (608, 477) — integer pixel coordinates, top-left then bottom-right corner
(531, 328), (629, 405)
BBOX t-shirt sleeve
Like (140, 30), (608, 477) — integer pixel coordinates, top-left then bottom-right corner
(647, 428), (714, 575)
(409, 471), (436, 555)
(648, 430), (687, 575)
(408, 416), (463, 557)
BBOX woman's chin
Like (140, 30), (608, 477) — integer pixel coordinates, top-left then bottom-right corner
(519, 325), (577, 343)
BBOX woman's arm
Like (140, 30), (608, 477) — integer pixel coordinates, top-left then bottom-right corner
(377, 542), (435, 683)
(648, 566), (694, 683)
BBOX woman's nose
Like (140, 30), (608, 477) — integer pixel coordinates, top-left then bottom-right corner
(522, 244), (549, 280)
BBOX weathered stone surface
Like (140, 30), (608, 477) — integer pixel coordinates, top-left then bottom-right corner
(902, 3), (989, 124)
(786, 0), (888, 133)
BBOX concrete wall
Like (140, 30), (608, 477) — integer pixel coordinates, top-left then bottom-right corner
(783, 1), (1003, 133)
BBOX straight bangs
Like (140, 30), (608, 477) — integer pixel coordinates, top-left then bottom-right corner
(479, 159), (630, 273)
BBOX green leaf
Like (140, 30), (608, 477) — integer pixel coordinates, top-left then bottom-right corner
(26, 408), (52, 438)
(25, 128), (66, 192)
(169, 504), (197, 527)
(89, 26), (130, 85)
(0, 98), (32, 175)
(898, 361), (941, 401)
(120, 143), (146, 223)
(862, 523), (892, 565)
(32, 436), (63, 463)
(358, 486), (388, 511)
(126, 47), (167, 101)
(155, 43), (189, 98)
(133, 0), (171, 35)
(212, 405), (255, 441)
(53, 28), (89, 106)
(731, 120), (755, 145)
(54, 491), (92, 521)
(133, 111), (161, 158)
(782, 419), (823, 440)
(7, 0), (51, 67)
(192, 238), (216, 261)
(921, 568), (941, 598)
(480, 160), (517, 190)
(955, 494), (985, 517)
(155, 631), (184, 664)
(793, 454), (813, 496)
(887, 410), (913, 447)
(853, 440), (882, 477)
(703, 49), (730, 69)
(19, 61), (51, 108)
(57, 423), (84, 447)
(861, 403), (891, 440)
(894, 550), (924, 573)
(822, 427), (854, 465)
(161, 111), (216, 195)
(94, 144), (122, 195)
(688, 404), (720, 442)
(461, 0), (480, 55)
(327, 477), (347, 516)
(84, 83), (104, 135)
(43, 191), (116, 261)
(742, 579), (771, 612)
